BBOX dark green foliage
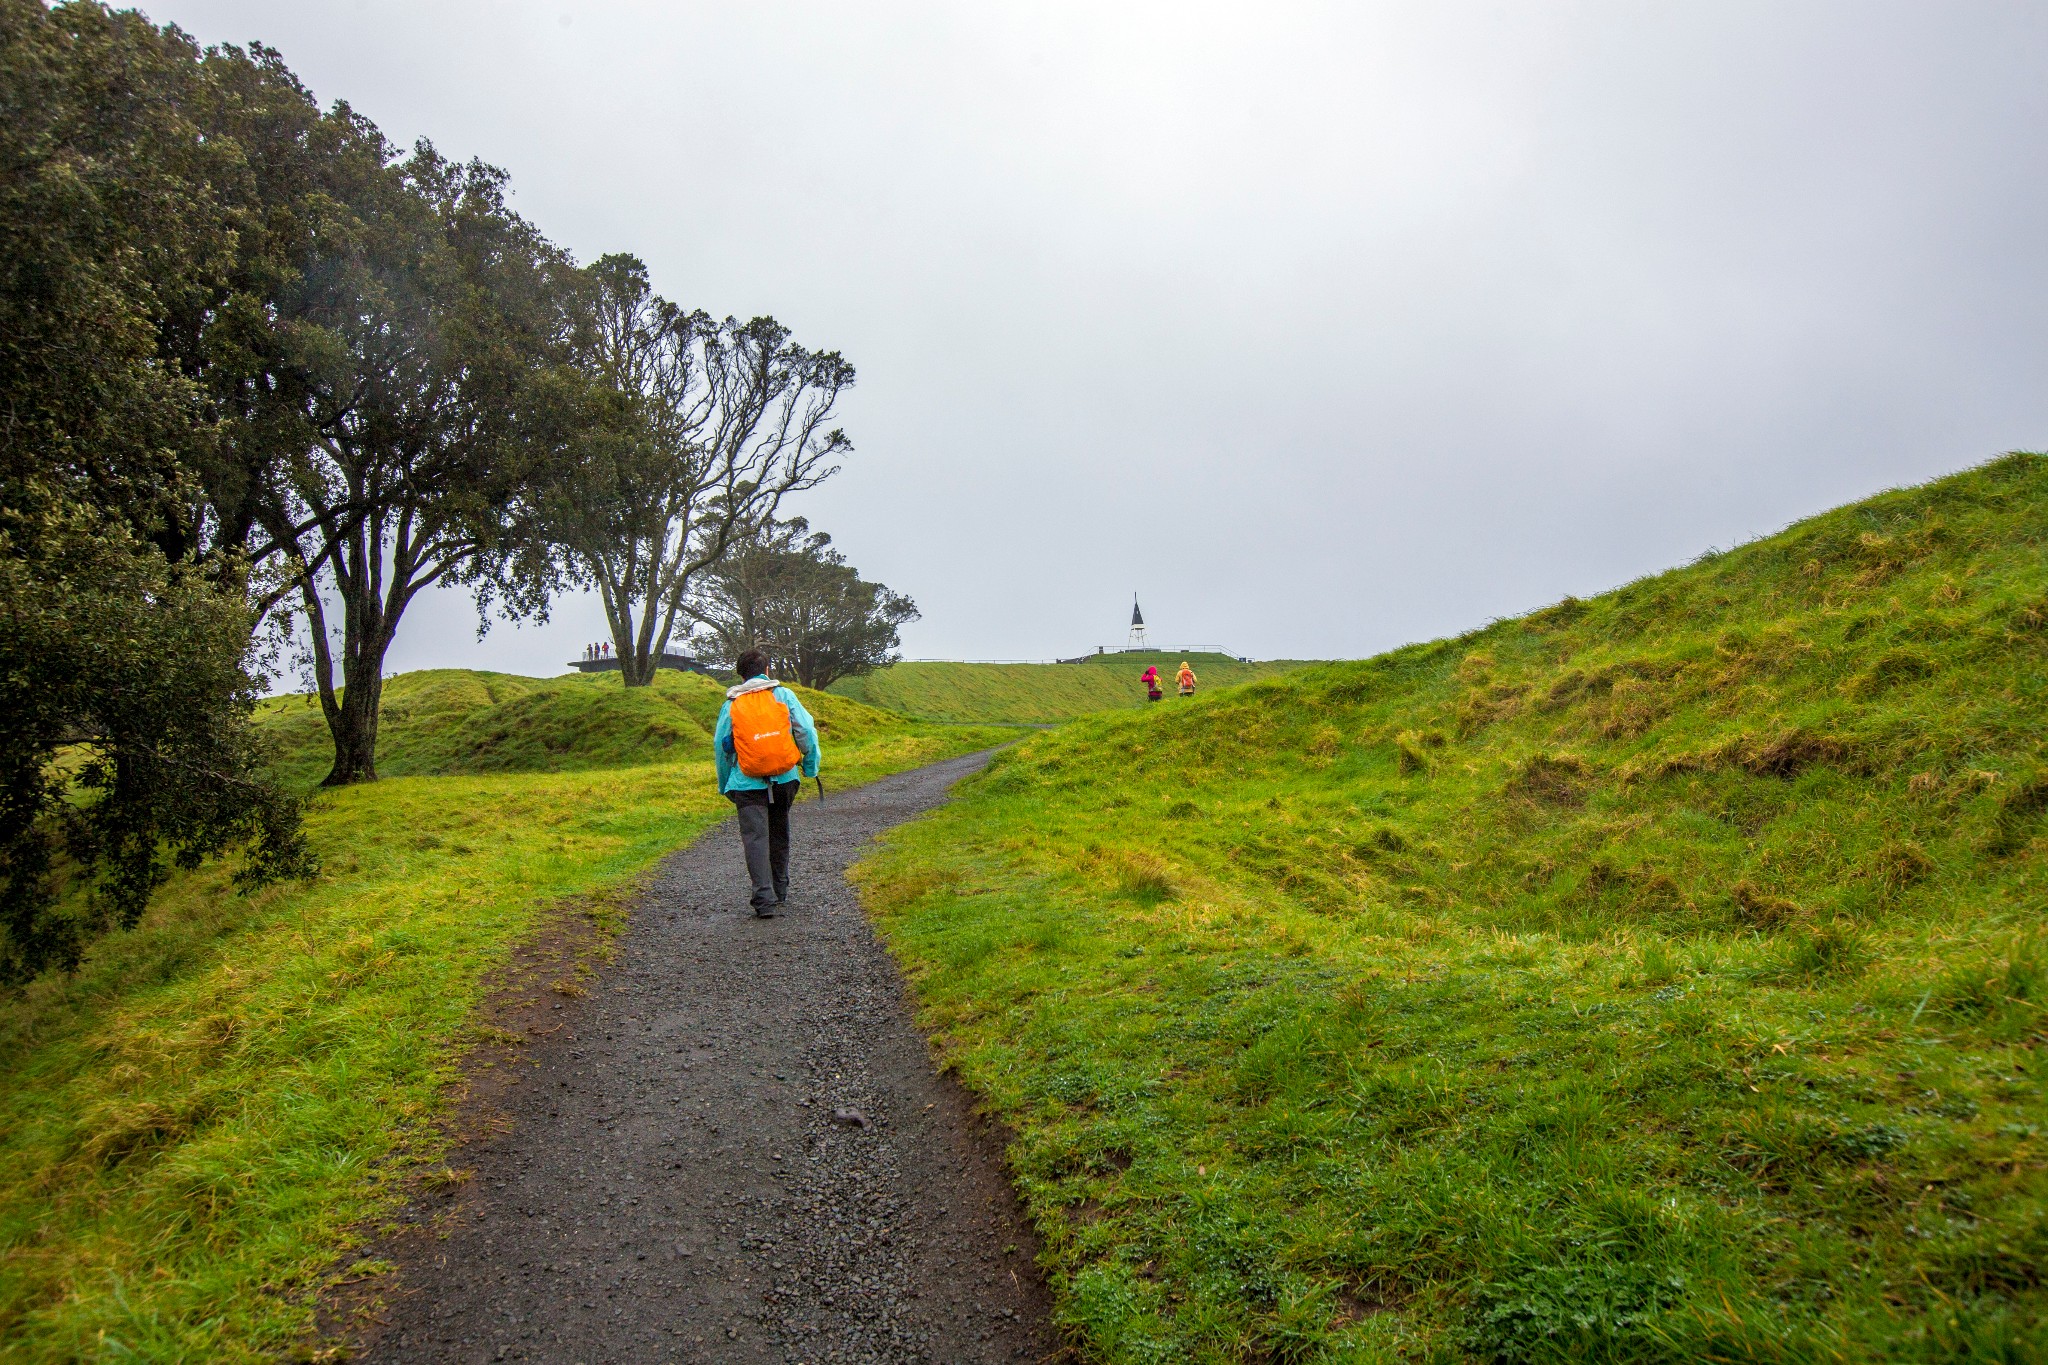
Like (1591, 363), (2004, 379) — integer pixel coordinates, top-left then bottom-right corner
(279, 141), (584, 785)
(0, 0), (219, 530)
(0, 504), (313, 983)
(0, 2), (320, 981)
(684, 516), (918, 689)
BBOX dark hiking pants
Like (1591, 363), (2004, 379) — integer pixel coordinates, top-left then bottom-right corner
(729, 779), (798, 910)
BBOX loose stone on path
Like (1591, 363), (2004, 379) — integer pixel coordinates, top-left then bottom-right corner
(352, 752), (1055, 1364)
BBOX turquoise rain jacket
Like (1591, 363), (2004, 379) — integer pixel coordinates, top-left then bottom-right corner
(713, 677), (822, 793)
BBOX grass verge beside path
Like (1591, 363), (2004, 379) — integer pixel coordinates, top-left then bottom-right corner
(0, 724), (1011, 1363)
(856, 455), (2048, 1362)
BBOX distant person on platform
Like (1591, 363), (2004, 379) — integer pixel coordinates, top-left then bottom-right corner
(1142, 665), (1163, 702)
(1176, 661), (1197, 697)
(713, 649), (822, 917)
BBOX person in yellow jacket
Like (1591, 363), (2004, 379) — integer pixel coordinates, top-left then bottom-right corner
(1176, 661), (1197, 697)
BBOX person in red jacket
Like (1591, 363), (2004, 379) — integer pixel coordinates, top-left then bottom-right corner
(1141, 665), (1163, 702)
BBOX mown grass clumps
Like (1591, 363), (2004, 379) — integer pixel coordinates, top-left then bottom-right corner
(859, 454), (2048, 1361)
(255, 667), (906, 789)
(1, 675), (1011, 1361)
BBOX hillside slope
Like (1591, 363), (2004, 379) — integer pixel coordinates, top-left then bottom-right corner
(830, 651), (1315, 725)
(857, 453), (2048, 1362)
(258, 668), (903, 789)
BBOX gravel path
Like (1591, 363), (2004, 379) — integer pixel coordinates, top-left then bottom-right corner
(358, 752), (1057, 1364)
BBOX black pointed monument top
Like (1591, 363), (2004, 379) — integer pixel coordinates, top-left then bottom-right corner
(1131, 596), (1144, 628)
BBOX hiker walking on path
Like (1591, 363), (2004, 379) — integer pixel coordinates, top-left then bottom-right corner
(1142, 664), (1163, 702)
(714, 648), (822, 916)
(1176, 660), (1197, 697)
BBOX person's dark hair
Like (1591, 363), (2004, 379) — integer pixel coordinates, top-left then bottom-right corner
(735, 648), (770, 680)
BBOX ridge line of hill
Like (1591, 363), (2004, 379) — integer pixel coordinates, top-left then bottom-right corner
(830, 651), (1320, 726)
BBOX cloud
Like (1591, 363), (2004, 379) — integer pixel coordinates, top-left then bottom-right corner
(154, 0), (2048, 672)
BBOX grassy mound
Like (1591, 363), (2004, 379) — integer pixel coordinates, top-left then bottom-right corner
(857, 453), (2048, 1362)
(3, 672), (1010, 1359)
(259, 668), (904, 788)
(830, 651), (1315, 725)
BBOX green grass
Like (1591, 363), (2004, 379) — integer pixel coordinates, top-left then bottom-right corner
(855, 453), (2048, 1363)
(0, 669), (1012, 1362)
(830, 652), (1316, 725)
(256, 666), (907, 789)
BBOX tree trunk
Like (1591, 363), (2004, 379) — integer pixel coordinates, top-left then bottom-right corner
(304, 514), (413, 786)
(600, 567), (670, 688)
(323, 648), (384, 785)
(600, 582), (657, 688)
(620, 599), (656, 686)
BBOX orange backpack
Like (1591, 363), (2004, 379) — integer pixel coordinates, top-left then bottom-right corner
(730, 687), (804, 778)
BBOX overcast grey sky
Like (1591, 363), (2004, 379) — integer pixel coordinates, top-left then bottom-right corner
(150, 1), (2048, 673)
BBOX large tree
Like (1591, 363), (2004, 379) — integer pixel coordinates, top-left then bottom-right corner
(105, 35), (579, 787)
(0, 0), (316, 979)
(685, 517), (919, 690)
(270, 144), (578, 785)
(544, 254), (853, 687)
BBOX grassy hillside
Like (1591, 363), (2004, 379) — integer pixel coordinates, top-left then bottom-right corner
(257, 667), (904, 789)
(831, 651), (1315, 725)
(1, 671), (1010, 1361)
(856, 453), (2048, 1362)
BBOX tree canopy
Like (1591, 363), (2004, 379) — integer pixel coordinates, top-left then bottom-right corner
(685, 518), (918, 690)
(539, 254), (854, 687)
(270, 144), (581, 784)
(0, 1), (319, 980)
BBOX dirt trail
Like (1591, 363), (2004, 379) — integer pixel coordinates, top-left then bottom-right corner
(355, 752), (1056, 1364)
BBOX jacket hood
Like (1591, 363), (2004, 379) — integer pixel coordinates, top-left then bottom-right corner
(726, 675), (781, 701)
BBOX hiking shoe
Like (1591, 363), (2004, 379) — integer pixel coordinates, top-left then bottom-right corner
(752, 902), (779, 918)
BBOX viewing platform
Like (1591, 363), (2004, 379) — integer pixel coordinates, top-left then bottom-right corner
(569, 650), (724, 678)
